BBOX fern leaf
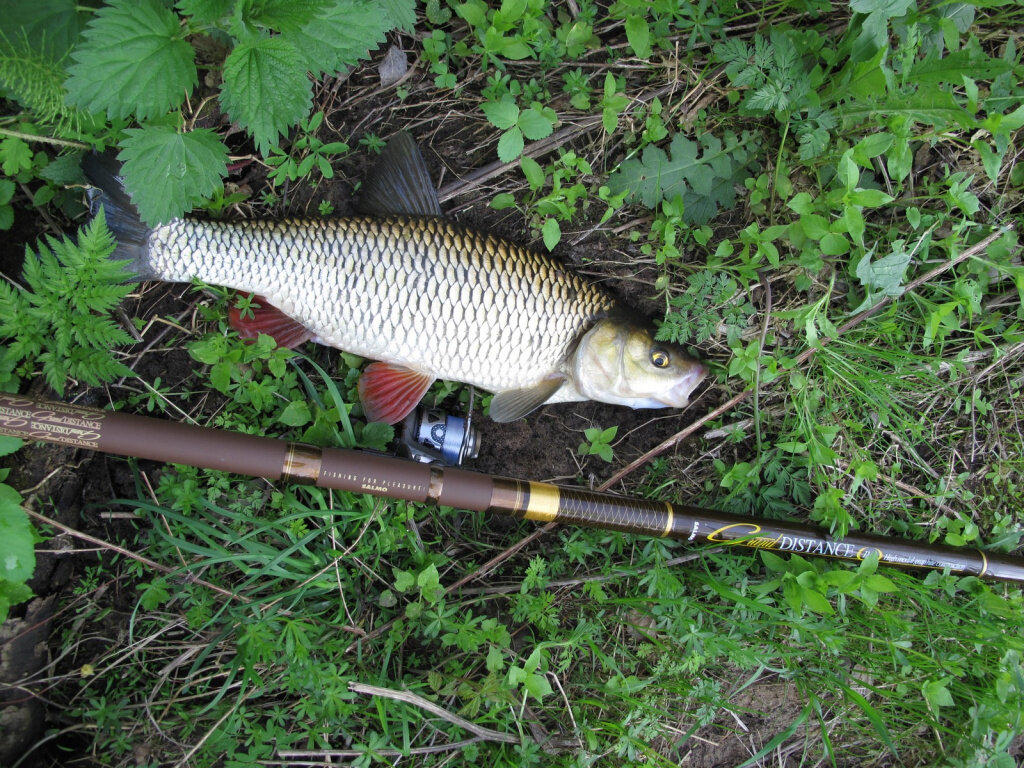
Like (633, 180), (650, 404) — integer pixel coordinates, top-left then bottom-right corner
(68, 347), (133, 387)
(0, 211), (136, 394)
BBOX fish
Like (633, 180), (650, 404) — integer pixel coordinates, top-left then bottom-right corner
(82, 133), (707, 424)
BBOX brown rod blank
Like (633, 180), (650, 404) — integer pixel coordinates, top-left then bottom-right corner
(2, 393), (1022, 584)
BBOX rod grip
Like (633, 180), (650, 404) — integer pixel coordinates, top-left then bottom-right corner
(0, 394), (288, 478)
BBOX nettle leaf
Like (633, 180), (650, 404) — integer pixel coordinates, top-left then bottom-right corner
(609, 131), (759, 224)
(118, 126), (230, 225)
(221, 36), (312, 155)
(176, 0), (235, 25)
(5, 0), (82, 56)
(237, 0), (328, 34)
(380, 0), (417, 32)
(288, 0), (392, 78)
(65, 0), (196, 121)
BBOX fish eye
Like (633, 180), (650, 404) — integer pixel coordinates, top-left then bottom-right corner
(650, 348), (670, 368)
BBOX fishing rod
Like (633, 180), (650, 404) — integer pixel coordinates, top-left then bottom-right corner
(2, 393), (1022, 585)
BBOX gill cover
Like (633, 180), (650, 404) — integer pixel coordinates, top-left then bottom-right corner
(573, 319), (706, 410)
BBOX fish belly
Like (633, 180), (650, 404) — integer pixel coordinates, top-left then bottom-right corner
(146, 216), (614, 393)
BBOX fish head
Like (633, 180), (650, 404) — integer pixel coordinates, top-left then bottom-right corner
(572, 318), (707, 410)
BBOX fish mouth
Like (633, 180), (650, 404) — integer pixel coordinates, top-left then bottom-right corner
(658, 363), (708, 407)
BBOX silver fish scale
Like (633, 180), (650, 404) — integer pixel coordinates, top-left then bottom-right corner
(146, 215), (614, 392)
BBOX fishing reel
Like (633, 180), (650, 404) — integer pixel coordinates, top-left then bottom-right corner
(397, 406), (480, 466)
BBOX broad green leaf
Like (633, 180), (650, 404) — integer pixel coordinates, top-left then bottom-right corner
(279, 400), (312, 427)
(523, 672), (553, 701)
(380, 0), (416, 31)
(855, 246), (911, 299)
(819, 232), (849, 255)
(359, 421), (394, 451)
(285, 0), (391, 77)
(849, 0), (913, 16)
(210, 361), (232, 393)
(482, 98), (519, 130)
(485, 27), (532, 60)
(0, 484), (33, 583)
(176, 0), (235, 25)
(787, 192), (815, 215)
(910, 48), (1013, 87)
(118, 126), (230, 225)
(922, 678), (955, 709)
(800, 585), (834, 615)
(0, 137), (32, 176)
(519, 156), (545, 189)
(139, 579), (170, 610)
(237, 0), (328, 34)
(541, 218), (560, 251)
(454, 0), (488, 28)
(0, 580), (33, 624)
(864, 574), (897, 592)
(490, 192), (516, 209)
(797, 213), (830, 239)
(854, 132), (893, 160)
(847, 188), (894, 208)
(0, 435), (22, 456)
(221, 36), (312, 155)
(4, 0), (82, 56)
(485, 645), (504, 672)
(65, 0), (196, 121)
(393, 568), (415, 592)
(973, 140), (1002, 185)
(518, 104), (555, 140)
(495, 0), (527, 25)
(845, 91), (974, 129)
(497, 127), (524, 162)
(624, 14), (651, 58)
(39, 152), (86, 186)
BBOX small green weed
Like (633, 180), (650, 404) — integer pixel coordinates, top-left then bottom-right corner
(266, 112), (349, 188)
(0, 436), (33, 623)
(578, 425), (618, 462)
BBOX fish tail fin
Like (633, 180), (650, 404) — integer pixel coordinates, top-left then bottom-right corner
(81, 152), (156, 280)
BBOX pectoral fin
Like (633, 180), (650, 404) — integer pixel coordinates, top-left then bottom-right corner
(489, 376), (566, 423)
(358, 362), (435, 424)
(228, 294), (314, 348)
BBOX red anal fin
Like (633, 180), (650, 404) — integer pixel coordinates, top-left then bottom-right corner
(358, 362), (434, 424)
(228, 293), (313, 349)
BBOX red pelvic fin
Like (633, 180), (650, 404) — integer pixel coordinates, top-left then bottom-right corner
(358, 362), (435, 424)
(228, 294), (314, 349)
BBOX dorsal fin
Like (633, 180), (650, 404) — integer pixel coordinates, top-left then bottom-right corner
(357, 132), (443, 217)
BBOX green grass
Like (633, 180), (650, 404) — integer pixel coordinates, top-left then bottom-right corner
(1, 0), (1023, 766)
